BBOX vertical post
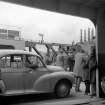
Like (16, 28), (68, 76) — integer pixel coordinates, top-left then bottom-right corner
(80, 29), (83, 43)
(84, 29), (86, 42)
(91, 28), (94, 42)
(97, 8), (105, 97)
(96, 26), (99, 97)
(88, 28), (90, 42)
(29, 46), (32, 52)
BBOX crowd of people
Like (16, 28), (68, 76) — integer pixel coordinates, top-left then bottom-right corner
(55, 48), (75, 72)
(42, 43), (97, 97)
(55, 44), (97, 97)
(74, 45), (97, 97)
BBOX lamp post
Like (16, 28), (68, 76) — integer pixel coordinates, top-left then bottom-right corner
(38, 33), (44, 43)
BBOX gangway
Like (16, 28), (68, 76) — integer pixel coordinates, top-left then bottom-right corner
(25, 41), (72, 64)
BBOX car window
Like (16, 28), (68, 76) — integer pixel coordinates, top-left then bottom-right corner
(25, 55), (43, 68)
(0, 56), (11, 68)
(11, 55), (23, 68)
(0, 54), (24, 68)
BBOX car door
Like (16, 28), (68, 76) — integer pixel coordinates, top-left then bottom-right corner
(0, 54), (24, 95)
(23, 54), (48, 93)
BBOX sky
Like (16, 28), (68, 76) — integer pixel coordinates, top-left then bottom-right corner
(0, 1), (95, 44)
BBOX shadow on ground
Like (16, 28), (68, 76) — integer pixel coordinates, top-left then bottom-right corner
(0, 83), (86, 105)
(1, 93), (75, 105)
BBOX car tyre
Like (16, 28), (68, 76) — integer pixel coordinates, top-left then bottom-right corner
(55, 80), (71, 98)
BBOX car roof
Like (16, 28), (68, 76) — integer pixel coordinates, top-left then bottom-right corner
(0, 50), (39, 57)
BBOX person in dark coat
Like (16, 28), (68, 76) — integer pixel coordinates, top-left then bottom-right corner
(88, 45), (97, 97)
(82, 54), (90, 95)
(67, 52), (75, 72)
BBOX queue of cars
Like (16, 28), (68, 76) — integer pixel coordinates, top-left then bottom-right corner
(0, 50), (75, 98)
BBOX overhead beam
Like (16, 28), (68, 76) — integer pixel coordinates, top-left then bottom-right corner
(57, 0), (96, 20)
(1, 0), (96, 22)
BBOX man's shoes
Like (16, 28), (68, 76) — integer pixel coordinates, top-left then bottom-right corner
(89, 93), (96, 97)
(84, 92), (90, 95)
(75, 88), (81, 92)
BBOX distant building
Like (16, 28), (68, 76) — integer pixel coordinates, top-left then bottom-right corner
(0, 27), (25, 50)
(0, 28), (20, 40)
(0, 38), (25, 50)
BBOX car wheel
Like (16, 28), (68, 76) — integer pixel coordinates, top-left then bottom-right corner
(55, 80), (71, 98)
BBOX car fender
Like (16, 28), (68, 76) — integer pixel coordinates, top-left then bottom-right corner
(33, 72), (74, 92)
(33, 73), (51, 92)
(48, 72), (74, 91)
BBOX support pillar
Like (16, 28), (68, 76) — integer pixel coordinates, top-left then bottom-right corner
(97, 8), (105, 97)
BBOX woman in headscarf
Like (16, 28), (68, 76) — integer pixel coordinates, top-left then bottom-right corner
(73, 48), (86, 92)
